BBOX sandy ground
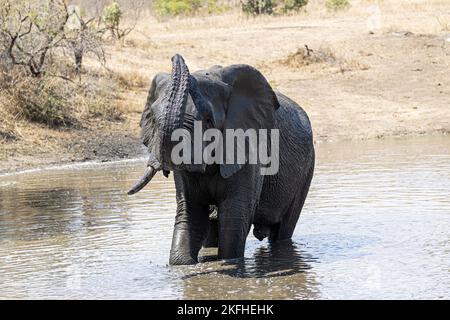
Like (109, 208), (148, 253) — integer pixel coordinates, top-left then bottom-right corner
(1, 0), (449, 174)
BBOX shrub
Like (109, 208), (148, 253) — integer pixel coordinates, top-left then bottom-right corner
(103, 1), (122, 33)
(241, 0), (308, 15)
(1, 66), (124, 129)
(205, 0), (229, 14)
(325, 0), (349, 11)
(0, 0), (70, 77)
(154, 0), (200, 16)
(0, 1), (123, 130)
(279, 45), (369, 73)
(280, 45), (336, 68)
(0, 1), (106, 76)
(65, 5), (106, 73)
(8, 76), (75, 127)
(102, 1), (141, 40)
(241, 0), (275, 15)
(153, 0), (227, 16)
(276, 0), (308, 14)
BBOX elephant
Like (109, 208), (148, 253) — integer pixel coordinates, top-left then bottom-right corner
(128, 54), (315, 265)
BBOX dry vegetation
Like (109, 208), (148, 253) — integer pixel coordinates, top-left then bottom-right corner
(1, 0), (450, 173)
(277, 44), (369, 73)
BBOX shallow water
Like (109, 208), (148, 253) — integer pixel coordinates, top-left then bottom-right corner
(0, 135), (449, 299)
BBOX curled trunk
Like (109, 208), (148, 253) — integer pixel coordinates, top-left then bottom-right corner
(159, 54), (191, 168)
(128, 54), (191, 195)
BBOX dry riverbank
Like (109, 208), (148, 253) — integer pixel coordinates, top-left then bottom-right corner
(1, 0), (449, 174)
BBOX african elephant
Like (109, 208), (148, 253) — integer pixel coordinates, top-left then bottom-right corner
(128, 54), (314, 265)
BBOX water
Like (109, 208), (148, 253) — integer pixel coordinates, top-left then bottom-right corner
(0, 136), (449, 299)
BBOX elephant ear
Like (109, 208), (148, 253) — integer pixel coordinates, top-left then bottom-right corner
(217, 64), (280, 179)
(140, 72), (170, 143)
(140, 72), (169, 168)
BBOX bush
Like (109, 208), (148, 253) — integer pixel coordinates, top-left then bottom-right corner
(0, 0), (69, 77)
(204, 0), (229, 14)
(278, 0), (308, 14)
(103, 2), (122, 34)
(0, 1), (123, 131)
(325, 0), (349, 11)
(241, 0), (275, 15)
(65, 5), (106, 73)
(1, 66), (123, 129)
(280, 45), (336, 68)
(10, 75), (76, 127)
(241, 0), (308, 15)
(102, 1), (141, 40)
(153, 0), (200, 16)
(0, 1), (106, 76)
(279, 45), (369, 73)
(153, 0), (227, 16)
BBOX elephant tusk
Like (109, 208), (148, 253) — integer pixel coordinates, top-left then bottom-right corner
(127, 166), (157, 195)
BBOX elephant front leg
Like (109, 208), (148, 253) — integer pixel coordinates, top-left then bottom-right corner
(216, 165), (263, 261)
(203, 206), (219, 248)
(169, 201), (209, 265)
(217, 197), (254, 261)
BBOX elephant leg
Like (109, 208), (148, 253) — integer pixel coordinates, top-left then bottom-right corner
(217, 199), (252, 260)
(216, 164), (263, 260)
(203, 219), (219, 248)
(169, 200), (210, 265)
(217, 170), (262, 259)
(270, 164), (314, 242)
(253, 224), (271, 241)
(203, 206), (218, 248)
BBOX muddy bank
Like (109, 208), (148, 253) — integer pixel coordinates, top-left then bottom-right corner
(1, 120), (448, 176)
(0, 117), (145, 175)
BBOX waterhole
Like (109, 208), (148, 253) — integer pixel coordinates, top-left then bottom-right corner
(0, 135), (449, 299)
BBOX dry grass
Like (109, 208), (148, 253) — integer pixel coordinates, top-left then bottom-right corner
(279, 45), (337, 67)
(1, 0), (450, 171)
(91, 0), (449, 150)
(114, 69), (150, 89)
(278, 45), (369, 73)
(0, 107), (17, 142)
(436, 15), (450, 31)
(73, 78), (124, 121)
(0, 66), (124, 136)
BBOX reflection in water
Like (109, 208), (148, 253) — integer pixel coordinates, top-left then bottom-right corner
(196, 240), (314, 278)
(178, 240), (319, 299)
(0, 136), (449, 299)
(229, 240), (314, 279)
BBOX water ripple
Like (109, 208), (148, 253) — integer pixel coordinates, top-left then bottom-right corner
(0, 135), (449, 299)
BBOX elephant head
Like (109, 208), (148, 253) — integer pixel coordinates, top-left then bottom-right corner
(128, 54), (279, 195)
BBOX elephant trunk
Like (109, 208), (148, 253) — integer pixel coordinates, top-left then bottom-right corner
(160, 54), (191, 167)
(128, 54), (190, 196)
